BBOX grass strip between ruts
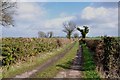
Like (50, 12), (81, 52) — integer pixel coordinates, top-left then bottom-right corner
(35, 42), (79, 78)
(82, 44), (100, 79)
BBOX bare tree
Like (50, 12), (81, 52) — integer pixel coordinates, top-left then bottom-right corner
(38, 31), (53, 38)
(63, 21), (76, 39)
(0, 0), (17, 27)
(38, 31), (46, 38)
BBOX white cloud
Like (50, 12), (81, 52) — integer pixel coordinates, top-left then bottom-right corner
(80, 7), (118, 28)
(16, 2), (46, 22)
(81, 7), (117, 21)
(2, 2), (47, 37)
(75, 6), (118, 36)
(2, 3), (118, 37)
(44, 16), (76, 28)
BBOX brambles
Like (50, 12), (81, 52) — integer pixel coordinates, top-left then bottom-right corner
(85, 37), (120, 78)
(1, 38), (72, 66)
(102, 37), (119, 78)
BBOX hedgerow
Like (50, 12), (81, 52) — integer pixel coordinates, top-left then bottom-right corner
(85, 37), (120, 78)
(1, 38), (72, 66)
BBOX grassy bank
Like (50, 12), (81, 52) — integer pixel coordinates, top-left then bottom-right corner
(2, 42), (74, 78)
(82, 44), (100, 79)
(35, 42), (79, 78)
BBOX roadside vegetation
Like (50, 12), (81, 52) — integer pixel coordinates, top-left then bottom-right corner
(85, 36), (120, 78)
(35, 42), (79, 78)
(2, 38), (72, 66)
(1, 39), (74, 78)
(82, 44), (100, 79)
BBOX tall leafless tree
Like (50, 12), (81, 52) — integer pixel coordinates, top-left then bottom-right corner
(63, 21), (76, 39)
(0, 0), (17, 27)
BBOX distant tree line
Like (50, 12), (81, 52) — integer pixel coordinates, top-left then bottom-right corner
(38, 21), (89, 39)
(38, 31), (53, 38)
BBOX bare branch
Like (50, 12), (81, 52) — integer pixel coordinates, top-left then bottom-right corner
(62, 21), (76, 39)
(0, 0), (17, 27)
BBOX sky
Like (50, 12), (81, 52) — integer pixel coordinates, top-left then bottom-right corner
(1, 1), (119, 37)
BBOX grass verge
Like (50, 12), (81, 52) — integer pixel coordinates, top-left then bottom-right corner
(82, 44), (100, 79)
(35, 42), (79, 78)
(2, 42), (74, 78)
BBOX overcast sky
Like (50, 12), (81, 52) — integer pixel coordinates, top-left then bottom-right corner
(1, 1), (119, 37)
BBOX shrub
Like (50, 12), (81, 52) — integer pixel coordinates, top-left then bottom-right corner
(2, 38), (72, 66)
(85, 37), (120, 78)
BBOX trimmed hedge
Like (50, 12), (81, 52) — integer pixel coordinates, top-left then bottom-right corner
(85, 37), (120, 78)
